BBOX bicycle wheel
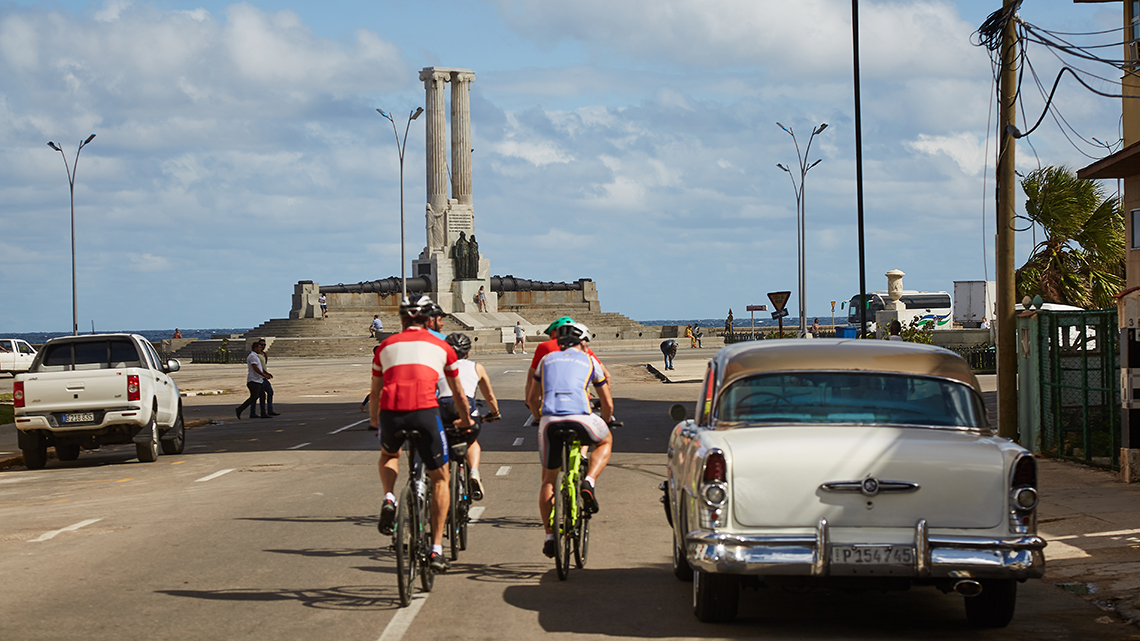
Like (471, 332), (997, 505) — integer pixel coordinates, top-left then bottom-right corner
(448, 460), (461, 561)
(457, 463), (470, 552)
(419, 478), (435, 592)
(553, 469), (571, 580)
(574, 504), (590, 569)
(394, 484), (416, 607)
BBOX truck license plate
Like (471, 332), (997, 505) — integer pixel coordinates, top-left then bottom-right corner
(62, 412), (94, 423)
(831, 545), (914, 565)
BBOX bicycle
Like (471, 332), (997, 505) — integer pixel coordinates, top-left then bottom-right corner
(547, 412), (621, 581)
(442, 401), (499, 562)
(392, 430), (435, 607)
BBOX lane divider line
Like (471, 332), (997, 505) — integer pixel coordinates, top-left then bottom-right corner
(29, 518), (102, 543)
(469, 506), (485, 523)
(377, 592), (428, 641)
(330, 419), (370, 435)
(195, 469), (235, 483)
(288, 443), (311, 450)
(496, 466), (511, 476)
(512, 438), (524, 446)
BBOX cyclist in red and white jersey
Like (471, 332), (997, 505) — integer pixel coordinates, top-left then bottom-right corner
(371, 294), (472, 572)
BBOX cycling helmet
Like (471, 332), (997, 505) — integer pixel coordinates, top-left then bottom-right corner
(423, 301), (445, 319)
(445, 333), (472, 359)
(544, 316), (574, 336)
(555, 322), (590, 349)
(399, 294), (435, 322)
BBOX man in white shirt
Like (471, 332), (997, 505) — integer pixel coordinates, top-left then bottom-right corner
(236, 340), (272, 419)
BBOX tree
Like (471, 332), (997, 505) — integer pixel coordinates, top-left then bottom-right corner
(1016, 166), (1124, 310)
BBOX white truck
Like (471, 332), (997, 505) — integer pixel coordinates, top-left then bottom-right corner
(14, 334), (185, 469)
(0, 338), (38, 376)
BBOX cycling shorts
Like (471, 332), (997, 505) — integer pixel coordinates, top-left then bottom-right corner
(378, 408), (449, 471)
(538, 414), (609, 470)
(439, 398), (482, 446)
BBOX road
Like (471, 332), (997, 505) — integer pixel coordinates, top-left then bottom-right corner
(0, 349), (1134, 640)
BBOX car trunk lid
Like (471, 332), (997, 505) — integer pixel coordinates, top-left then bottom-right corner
(726, 424), (1004, 529)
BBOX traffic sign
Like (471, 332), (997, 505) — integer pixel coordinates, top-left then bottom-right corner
(767, 291), (791, 311)
(746, 304), (767, 312)
(771, 309), (790, 319)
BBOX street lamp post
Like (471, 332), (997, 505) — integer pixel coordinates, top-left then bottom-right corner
(47, 134), (96, 336)
(776, 122), (828, 337)
(377, 107), (424, 301)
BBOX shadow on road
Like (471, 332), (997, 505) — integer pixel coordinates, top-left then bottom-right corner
(156, 584), (401, 610)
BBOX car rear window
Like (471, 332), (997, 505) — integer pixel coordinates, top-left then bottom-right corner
(37, 339), (144, 372)
(716, 372), (985, 428)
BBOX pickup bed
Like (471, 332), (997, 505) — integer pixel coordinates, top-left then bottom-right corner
(14, 334), (185, 469)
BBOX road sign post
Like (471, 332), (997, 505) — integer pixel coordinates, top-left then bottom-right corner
(767, 291), (792, 338)
(746, 304), (767, 340)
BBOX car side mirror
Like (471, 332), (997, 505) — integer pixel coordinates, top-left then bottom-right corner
(164, 359), (181, 373)
(669, 403), (688, 422)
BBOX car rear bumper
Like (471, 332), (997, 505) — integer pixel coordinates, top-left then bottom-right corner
(15, 408), (147, 433)
(687, 519), (1046, 580)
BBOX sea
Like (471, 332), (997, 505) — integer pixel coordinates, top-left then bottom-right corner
(642, 317), (850, 329)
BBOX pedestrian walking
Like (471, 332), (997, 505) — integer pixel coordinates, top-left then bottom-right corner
(236, 340), (271, 419)
(513, 321), (526, 354)
(319, 293), (328, 319)
(258, 347), (280, 416)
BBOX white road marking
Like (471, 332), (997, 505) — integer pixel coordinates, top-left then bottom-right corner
(377, 593), (428, 641)
(512, 438), (524, 446)
(503, 370), (527, 374)
(469, 506), (485, 522)
(496, 466), (511, 476)
(287, 443), (311, 450)
(29, 518), (102, 543)
(195, 469), (235, 483)
(329, 419), (369, 434)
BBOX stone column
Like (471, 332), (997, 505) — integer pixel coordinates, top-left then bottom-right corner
(420, 68), (450, 236)
(450, 70), (475, 206)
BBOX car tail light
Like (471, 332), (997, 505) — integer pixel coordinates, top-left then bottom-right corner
(13, 381), (24, 408)
(703, 451), (726, 483)
(1009, 454), (1038, 533)
(127, 375), (140, 401)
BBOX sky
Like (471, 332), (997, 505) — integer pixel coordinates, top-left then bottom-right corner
(0, 0), (1127, 332)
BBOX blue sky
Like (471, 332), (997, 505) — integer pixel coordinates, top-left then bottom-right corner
(0, 0), (1126, 331)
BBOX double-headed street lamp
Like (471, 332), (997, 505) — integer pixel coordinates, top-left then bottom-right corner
(776, 121), (827, 337)
(47, 134), (96, 336)
(377, 107), (424, 300)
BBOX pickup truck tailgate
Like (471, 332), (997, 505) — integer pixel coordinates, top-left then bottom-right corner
(19, 369), (135, 415)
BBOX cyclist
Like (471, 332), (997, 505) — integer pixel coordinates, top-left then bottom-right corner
(438, 332), (501, 500)
(526, 322), (614, 558)
(524, 316), (610, 419)
(371, 294), (472, 572)
(424, 301), (448, 340)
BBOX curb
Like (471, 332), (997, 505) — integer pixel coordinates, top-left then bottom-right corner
(645, 363), (702, 384)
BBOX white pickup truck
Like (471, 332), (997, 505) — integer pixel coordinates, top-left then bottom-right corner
(0, 338), (37, 376)
(14, 334), (185, 469)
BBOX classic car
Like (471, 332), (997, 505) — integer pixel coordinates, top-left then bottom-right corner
(662, 339), (1045, 626)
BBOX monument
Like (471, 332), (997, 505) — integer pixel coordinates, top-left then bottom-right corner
(411, 67), (493, 313)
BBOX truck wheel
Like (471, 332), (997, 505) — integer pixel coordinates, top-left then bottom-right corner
(55, 444), (81, 461)
(693, 569), (738, 622)
(965, 579), (1017, 628)
(136, 415), (159, 463)
(22, 434), (48, 470)
(161, 407), (186, 455)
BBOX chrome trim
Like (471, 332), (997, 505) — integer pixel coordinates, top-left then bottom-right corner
(915, 519), (931, 578)
(820, 476), (920, 497)
(813, 518), (829, 576)
(685, 529), (1046, 579)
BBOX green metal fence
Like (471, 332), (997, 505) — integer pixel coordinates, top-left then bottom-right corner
(1035, 310), (1120, 469)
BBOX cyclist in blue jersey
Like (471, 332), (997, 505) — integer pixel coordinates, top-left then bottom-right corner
(526, 322), (614, 557)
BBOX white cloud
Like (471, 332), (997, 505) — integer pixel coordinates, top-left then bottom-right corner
(906, 132), (987, 176)
(130, 253), (171, 272)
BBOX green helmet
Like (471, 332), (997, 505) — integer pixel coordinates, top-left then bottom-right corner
(544, 316), (574, 336)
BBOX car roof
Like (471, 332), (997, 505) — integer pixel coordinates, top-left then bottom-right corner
(712, 339), (981, 394)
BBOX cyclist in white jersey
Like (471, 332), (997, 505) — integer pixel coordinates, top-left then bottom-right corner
(437, 333), (501, 500)
(526, 322), (614, 557)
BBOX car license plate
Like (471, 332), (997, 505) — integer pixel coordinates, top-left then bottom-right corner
(62, 412), (94, 423)
(831, 545), (914, 565)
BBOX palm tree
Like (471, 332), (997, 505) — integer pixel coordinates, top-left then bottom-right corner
(1016, 166), (1124, 309)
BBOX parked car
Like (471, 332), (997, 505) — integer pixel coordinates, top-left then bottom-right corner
(14, 334), (184, 468)
(662, 339), (1045, 626)
(0, 338), (37, 376)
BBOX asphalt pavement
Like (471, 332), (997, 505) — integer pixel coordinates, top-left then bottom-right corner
(1, 349), (1139, 638)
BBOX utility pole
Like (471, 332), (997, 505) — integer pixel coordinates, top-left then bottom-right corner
(996, 0), (1018, 439)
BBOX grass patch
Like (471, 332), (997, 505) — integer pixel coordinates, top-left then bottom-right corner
(0, 403), (13, 425)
